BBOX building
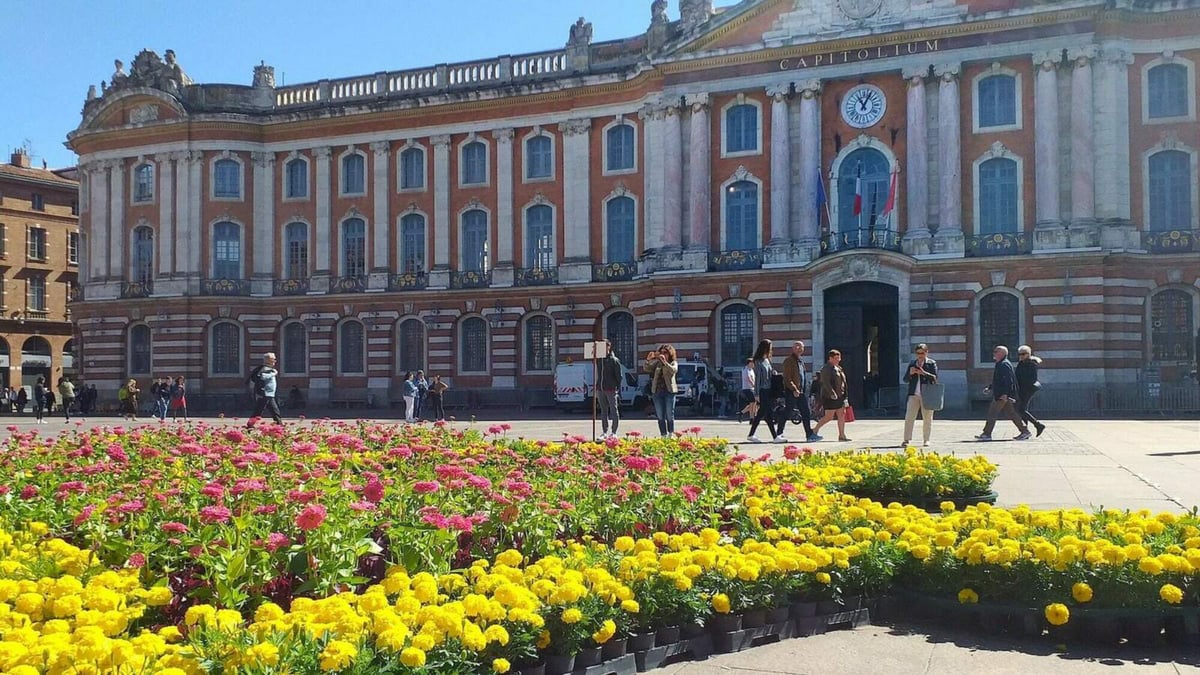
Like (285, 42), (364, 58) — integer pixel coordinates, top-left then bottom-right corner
(0, 149), (79, 391)
(68, 0), (1200, 412)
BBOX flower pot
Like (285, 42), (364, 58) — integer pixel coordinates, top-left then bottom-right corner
(1123, 616), (1164, 647)
(1164, 615), (1200, 647)
(791, 600), (819, 619)
(655, 625), (681, 646)
(518, 662), (546, 675)
(681, 622), (706, 638)
(709, 613), (743, 633)
(543, 654), (574, 675)
(628, 631), (656, 652)
(575, 646), (602, 668)
(977, 608), (1011, 635)
(601, 637), (627, 661)
(1076, 614), (1122, 646)
(742, 608), (768, 628)
(817, 596), (859, 615)
(768, 605), (791, 624)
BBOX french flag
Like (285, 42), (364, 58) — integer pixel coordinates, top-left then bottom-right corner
(880, 168), (898, 217)
(852, 167), (863, 217)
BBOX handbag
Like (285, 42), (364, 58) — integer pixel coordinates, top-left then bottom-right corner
(922, 382), (946, 412)
(843, 404), (856, 423)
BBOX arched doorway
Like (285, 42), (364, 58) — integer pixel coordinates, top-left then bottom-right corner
(20, 336), (51, 389)
(62, 339), (77, 379)
(823, 281), (899, 411)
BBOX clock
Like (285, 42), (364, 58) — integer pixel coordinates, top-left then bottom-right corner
(841, 84), (887, 129)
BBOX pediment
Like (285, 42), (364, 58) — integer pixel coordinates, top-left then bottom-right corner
(78, 89), (186, 133)
(762, 0), (966, 46)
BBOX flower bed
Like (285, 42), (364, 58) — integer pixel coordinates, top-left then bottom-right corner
(802, 448), (998, 507)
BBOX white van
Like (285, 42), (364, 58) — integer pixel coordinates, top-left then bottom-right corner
(554, 361), (645, 410)
(673, 360), (711, 408)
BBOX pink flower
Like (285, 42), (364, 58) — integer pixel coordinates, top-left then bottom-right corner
(363, 475), (385, 503)
(265, 532), (290, 552)
(74, 504), (97, 526)
(783, 446), (801, 460)
(19, 485), (37, 500)
(681, 485), (701, 503)
(295, 503), (327, 531)
(349, 501), (377, 512)
(161, 521), (189, 534)
(199, 505), (232, 524)
(127, 552), (146, 568)
(253, 504), (279, 515)
(413, 480), (441, 494)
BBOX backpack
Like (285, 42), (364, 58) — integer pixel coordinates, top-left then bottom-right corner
(768, 372), (785, 398)
(247, 366), (266, 395)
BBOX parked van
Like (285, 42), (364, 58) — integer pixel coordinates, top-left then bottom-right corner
(554, 361), (646, 410)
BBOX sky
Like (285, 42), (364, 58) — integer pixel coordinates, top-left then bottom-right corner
(1, 0), (684, 170)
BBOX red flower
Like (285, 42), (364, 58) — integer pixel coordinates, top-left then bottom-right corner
(199, 506), (232, 524)
(295, 503), (327, 531)
(127, 552), (146, 568)
(161, 521), (189, 534)
(265, 532), (290, 552)
(363, 475), (385, 503)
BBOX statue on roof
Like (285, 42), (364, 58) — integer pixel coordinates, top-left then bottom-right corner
(568, 17), (593, 46)
(651, 0), (668, 25)
(104, 49), (191, 97)
(110, 59), (128, 88)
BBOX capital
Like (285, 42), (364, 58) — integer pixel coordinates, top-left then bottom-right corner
(901, 66), (929, 83)
(1067, 44), (1098, 67)
(105, 158), (126, 171)
(430, 134), (452, 148)
(370, 140), (391, 155)
(685, 92), (709, 111)
(250, 151), (275, 168)
(933, 63), (960, 81)
(558, 118), (592, 137)
(313, 146), (333, 160)
(491, 127), (515, 143)
(153, 153), (173, 164)
(1098, 44), (1133, 67)
(1032, 50), (1062, 70)
(765, 83), (791, 101)
(795, 79), (822, 98)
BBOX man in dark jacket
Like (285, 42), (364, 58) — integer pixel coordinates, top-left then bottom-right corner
(976, 345), (1030, 441)
(782, 341), (819, 442)
(595, 340), (623, 438)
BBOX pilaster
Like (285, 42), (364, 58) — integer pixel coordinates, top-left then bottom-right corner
(766, 83), (792, 249)
(1093, 44), (1136, 248)
(370, 141), (390, 278)
(902, 67), (932, 256)
(89, 159), (110, 282)
(155, 154), (175, 278)
(185, 151), (202, 288)
(1068, 45), (1097, 227)
(107, 159), (126, 279)
(932, 63), (964, 254)
(663, 105), (683, 253)
(559, 118), (593, 284)
(251, 152), (276, 297)
(430, 134), (452, 289)
(796, 79), (822, 259)
(314, 146), (332, 279)
(492, 128), (516, 287)
(686, 92), (711, 255)
(1033, 50), (1062, 229)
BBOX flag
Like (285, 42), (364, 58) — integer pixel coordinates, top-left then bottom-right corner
(880, 167), (898, 217)
(852, 166), (863, 217)
(814, 168), (827, 212)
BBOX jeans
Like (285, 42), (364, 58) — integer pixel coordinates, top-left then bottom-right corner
(250, 395), (282, 425)
(597, 390), (619, 434)
(155, 398), (169, 420)
(785, 391), (813, 438)
(652, 391), (675, 437)
(1016, 390), (1042, 430)
(748, 390), (778, 439)
(429, 393), (446, 421)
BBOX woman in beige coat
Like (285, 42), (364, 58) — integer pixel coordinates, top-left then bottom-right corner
(644, 344), (679, 438)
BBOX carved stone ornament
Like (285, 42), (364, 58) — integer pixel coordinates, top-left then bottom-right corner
(610, 294), (621, 307)
(730, 165), (754, 183)
(567, 17), (593, 47)
(838, 0), (884, 20)
(218, 306), (231, 318)
(464, 198), (484, 212)
(844, 256), (880, 281)
(492, 127), (515, 142)
(128, 104), (159, 124)
(1168, 269), (1183, 284)
(530, 297), (541, 310)
(559, 118), (592, 136)
(466, 301), (476, 313)
(990, 270), (1007, 287)
(729, 284), (741, 298)
(370, 140), (390, 155)
(607, 183), (632, 200)
(107, 49), (192, 96)
(528, 192), (552, 208)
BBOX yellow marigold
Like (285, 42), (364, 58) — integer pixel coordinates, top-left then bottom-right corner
(247, 642), (280, 667)
(957, 588), (979, 604)
(184, 604), (216, 627)
(712, 593), (731, 614)
(1160, 584), (1184, 605)
(561, 607), (583, 624)
(614, 537), (635, 553)
(400, 647), (427, 668)
(143, 586), (173, 607)
(493, 658), (512, 674)
(1071, 582), (1093, 603)
(1044, 603), (1070, 626)
(815, 572), (832, 585)
(485, 624), (510, 646)
(911, 545), (932, 561)
(592, 619), (617, 644)
(621, 599), (640, 613)
(1138, 557), (1165, 575)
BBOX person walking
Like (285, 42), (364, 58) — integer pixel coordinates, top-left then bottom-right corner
(170, 376), (188, 421)
(32, 377), (47, 424)
(738, 358), (756, 422)
(1015, 345), (1046, 437)
(783, 340), (820, 442)
(154, 377), (172, 420)
(8, 387), (19, 414)
(812, 349), (851, 442)
(84, 384), (98, 415)
(414, 370), (429, 420)
(596, 339), (623, 439)
(401, 371), (418, 422)
(119, 379), (139, 420)
(976, 345), (1030, 441)
(746, 339), (784, 443)
(428, 374), (448, 422)
(246, 352), (283, 426)
(57, 377), (76, 421)
(644, 344), (679, 438)
(902, 344), (939, 447)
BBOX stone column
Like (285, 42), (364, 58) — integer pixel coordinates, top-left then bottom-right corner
(1093, 44), (1134, 247)
(155, 154), (174, 278)
(186, 152), (202, 283)
(639, 101), (666, 258)
(172, 152), (192, 282)
(559, 118), (592, 283)
(767, 83), (791, 248)
(88, 161), (110, 282)
(108, 159), (125, 279)
(663, 104), (683, 252)
(933, 63), (964, 254)
(902, 67), (931, 254)
(1069, 45), (1097, 226)
(492, 128), (516, 287)
(251, 151), (276, 295)
(1033, 50), (1061, 228)
(686, 93), (711, 253)
(797, 79), (822, 248)
(313, 146), (332, 284)
(370, 141), (390, 274)
(429, 134), (452, 289)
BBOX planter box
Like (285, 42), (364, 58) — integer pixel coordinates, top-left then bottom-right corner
(633, 634), (712, 673)
(793, 608), (871, 637)
(567, 652), (636, 675)
(711, 619), (791, 654)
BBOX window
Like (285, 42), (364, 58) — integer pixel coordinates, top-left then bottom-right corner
(977, 74), (1017, 128)
(68, 232), (79, 265)
(525, 315), (554, 372)
(129, 324), (152, 375)
(281, 322), (307, 375)
(978, 157), (1019, 234)
(397, 318), (425, 373)
(339, 320), (365, 374)
(342, 153), (365, 195)
(285, 222), (308, 279)
(400, 147), (425, 190)
(525, 205), (554, 269)
(341, 218), (366, 278)
(27, 227), (47, 261)
(0, 224), (6, 257)
(725, 104), (758, 154)
(719, 304), (756, 368)
(525, 135), (553, 180)
(31, 194), (44, 211)
(1151, 290), (1195, 362)
(978, 292), (1021, 363)
(26, 275), (46, 312)
(71, 201), (78, 216)
(212, 222), (241, 279)
(725, 181), (758, 251)
(132, 226), (154, 283)
(1149, 64), (1189, 119)
(836, 148), (890, 233)
(460, 317), (488, 373)
(400, 213), (425, 274)
(1148, 150), (1192, 232)
(133, 163), (154, 203)
(605, 311), (636, 367)
(210, 322), (241, 375)
(462, 210), (489, 272)
(606, 196), (636, 263)
(213, 159), (241, 199)
(461, 141), (487, 185)
(606, 124), (635, 172)
(285, 158), (308, 199)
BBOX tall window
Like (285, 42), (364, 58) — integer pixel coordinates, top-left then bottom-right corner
(606, 124), (635, 172)
(978, 157), (1019, 234)
(213, 159), (241, 199)
(342, 153), (365, 195)
(462, 141), (487, 185)
(605, 311), (636, 367)
(979, 292), (1020, 363)
(133, 163), (154, 203)
(525, 315), (554, 372)
(725, 181), (758, 251)
(31, 194), (44, 212)
(1148, 150), (1192, 232)
(132, 226), (154, 283)
(210, 322), (241, 375)
(341, 218), (366, 278)
(27, 228), (47, 261)
(400, 147), (425, 189)
(1152, 290), (1194, 362)
(719, 303), (756, 368)
(837, 148), (890, 232)
(129, 324), (152, 375)
(285, 222), (308, 279)
(339, 320), (365, 374)
(285, 158), (308, 199)
(68, 232), (79, 265)
(978, 74), (1017, 128)
(462, 210), (489, 272)
(525, 135), (553, 180)
(400, 214), (426, 273)
(212, 222), (241, 279)
(1148, 64), (1189, 119)
(606, 196), (636, 263)
(525, 205), (554, 269)
(460, 317), (488, 373)
(725, 104), (758, 154)
(26, 276), (46, 312)
(281, 322), (307, 375)
(397, 318), (425, 372)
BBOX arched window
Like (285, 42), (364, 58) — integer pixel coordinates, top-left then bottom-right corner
(397, 318), (425, 373)
(131, 226), (154, 283)
(285, 158), (308, 199)
(400, 147), (425, 190)
(21, 336), (51, 388)
(725, 104), (758, 154)
(128, 324), (152, 376)
(526, 135), (553, 180)
(725, 181), (758, 251)
(524, 315), (554, 372)
(1151, 290), (1194, 362)
(1149, 150), (1192, 232)
(285, 222), (308, 279)
(460, 317), (488, 373)
(978, 157), (1019, 234)
(606, 196), (636, 264)
(1149, 64), (1189, 119)
(462, 210), (489, 272)
(719, 304), (756, 368)
(606, 124), (636, 172)
(210, 322), (241, 375)
(525, 205), (554, 269)
(133, 163), (154, 203)
(213, 159), (241, 199)
(605, 311), (636, 367)
(978, 292), (1021, 363)
(341, 153), (365, 195)
(61, 339), (76, 374)
(978, 74), (1017, 128)
(837, 148), (890, 233)
(338, 320), (365, 374)
(462, 141), (487, 185)
(281, 322), (307, 375)
(400, 213), (426, 274)
(341, 218), (366, 278)
(212, 222), (241, 279)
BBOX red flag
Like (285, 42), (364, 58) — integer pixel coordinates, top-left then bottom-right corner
(880, 168), (898, 216)
(852, 171), (863, 217)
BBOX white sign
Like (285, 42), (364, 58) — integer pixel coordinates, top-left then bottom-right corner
(584, 341), (609, 360)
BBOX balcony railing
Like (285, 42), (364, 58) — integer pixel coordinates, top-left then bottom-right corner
(820, 228), (903, 255)
(592, 261), (638, 282)
(388, 271), (428, 291)
(200, 278), (251, 297)
(708, 249), (763, 272)
(273, 278), (310, 296)
(515, 266), (558, 287)
(120, 280), (153, 299)
(329, 275), (367, 294)
(1143, 229), (1198, 254)
(966, 232), (1032, 257)
(450, 270), (491, 290)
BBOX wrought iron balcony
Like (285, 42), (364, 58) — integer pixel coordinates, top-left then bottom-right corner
(388, 271), (428, 291)
(273, 278), (310, 296)
(592, 261), (638, 282)
(1142, 229), (1198, 254)
(966, 232), (1032, 257)
(450, 270), (491, 289)
(120, 280), (153, 299)
(707, 249), (763, 272)
(515, 266), (558, 287)
(820, 228), (902, 255)
(200, 278), (251, 296)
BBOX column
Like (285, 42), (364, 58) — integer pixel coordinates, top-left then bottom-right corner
(1093, 45), (1133, 225)
(108, 159), (125, 279)
(314, 146), (332, 275)
(797, 79), (822, 243)
(686, 92), (710, 251)
(663, 104), (683, 250)
(767, 83), (791, 247)
(370, 141), (390, 272)
(492, 128), (515, 286)
(640, 101), (666, 252)
(154, 154), (174, 278)
(1033, 50), (1061, 227)
(902, 67), (930, 240)
(88, 161), (110, 282)
(430, 135), (451, 287)
(172, 152), (191, 278)
(934, 63), (963, 250)
(251, 151), (276, 285)
(186, 151), (202, 278)
(1069, 46), (1097, 225)
(559, 118), (592, 283)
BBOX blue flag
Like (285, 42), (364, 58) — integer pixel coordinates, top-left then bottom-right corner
(814, 168), (828, 213)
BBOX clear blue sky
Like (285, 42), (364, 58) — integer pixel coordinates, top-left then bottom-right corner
(1, 0), (686, 170)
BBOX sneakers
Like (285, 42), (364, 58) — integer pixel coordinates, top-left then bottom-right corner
(746, 435), (763, 443)
(1035, 424), (1046, 437)
(1015, 431), (1032, 440)
(902, 440), (911, 447)
(975, 434), (992, 441)
(838, 437), (852, 442)
(807, 434), (823, 442)
(923, 441), (930, 447)
(772, 435), (789, 443)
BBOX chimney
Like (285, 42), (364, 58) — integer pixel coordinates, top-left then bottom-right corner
(10, 149), (31, 168)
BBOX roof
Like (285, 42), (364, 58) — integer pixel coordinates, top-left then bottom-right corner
(0, 163), (79, 188)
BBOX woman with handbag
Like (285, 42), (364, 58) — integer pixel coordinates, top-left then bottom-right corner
(811, 349), (851, 442)
(1015, 345), (1046, 437)
(746, 339), (786, 443)
(902, 343), (940, 447)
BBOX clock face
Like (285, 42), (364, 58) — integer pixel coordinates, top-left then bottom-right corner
(841, 84), (887, 129)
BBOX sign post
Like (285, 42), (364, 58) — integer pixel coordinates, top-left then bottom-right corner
(584, 341), (608, 441)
